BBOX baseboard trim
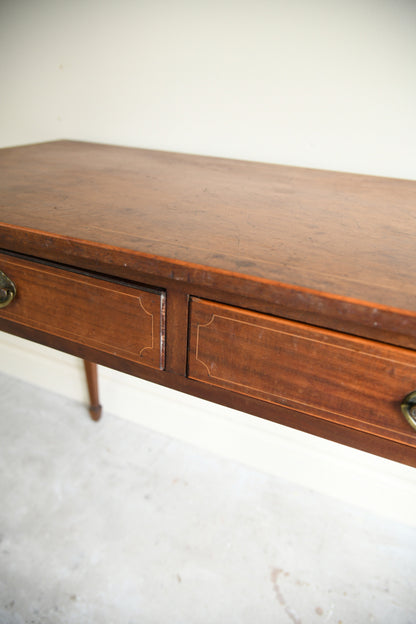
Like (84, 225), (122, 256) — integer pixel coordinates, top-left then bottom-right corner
(2, 332), (416, 526)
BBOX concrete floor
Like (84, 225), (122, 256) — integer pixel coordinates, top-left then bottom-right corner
(0, 372), (415, 623)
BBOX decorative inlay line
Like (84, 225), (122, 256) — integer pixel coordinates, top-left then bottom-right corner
(1, 261), (159, 362)
(138, 296), (154, 357)
(193, 312), (416, 438)
(87, 224), (410, 295)
(195, 313), (416, 370)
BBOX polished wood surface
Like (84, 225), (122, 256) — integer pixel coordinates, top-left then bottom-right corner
(0, 252), (166, 369)
(0, 140), (415, 348)
(0, 140), (415, 466)
(188, 298), (416, 447)
(0, 139), (413, 305)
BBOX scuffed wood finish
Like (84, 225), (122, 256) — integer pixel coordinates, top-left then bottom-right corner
(188, 298), (416, 448)
(0, 252), (165, 370)
(0, 141), (416, 345)
(0, 140), (416, 466)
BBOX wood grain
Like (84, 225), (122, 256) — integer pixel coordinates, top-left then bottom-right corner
(1, 140), (416, 466)
(188, 298), (416, 447)
(0, 140), (415, 314)
(0, 252), (165, 369)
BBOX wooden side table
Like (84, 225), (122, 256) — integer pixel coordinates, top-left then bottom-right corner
(1, 140), (415, 466)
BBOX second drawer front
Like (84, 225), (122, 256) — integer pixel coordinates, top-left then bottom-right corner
(0, 253), (165, 369)
(188, 298), (416, 445)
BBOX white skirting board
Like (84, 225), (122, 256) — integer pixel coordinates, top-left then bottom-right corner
(2, 331), (416, 527)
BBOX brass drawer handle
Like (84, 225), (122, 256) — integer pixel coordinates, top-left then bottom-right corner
(401, 390), (416, 432)
(0, 269), (16, 308)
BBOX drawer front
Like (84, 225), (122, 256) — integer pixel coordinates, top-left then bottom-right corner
(188, 298), (416, 445)
(0, 253), (165, 369)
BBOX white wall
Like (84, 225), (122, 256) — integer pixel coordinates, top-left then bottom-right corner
(1, 0), (416, 525)
(1, 0), (416, 177)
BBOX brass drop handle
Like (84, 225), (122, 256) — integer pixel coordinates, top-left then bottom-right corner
(0, 269), (16, 308)
(401, 390), (416, 432)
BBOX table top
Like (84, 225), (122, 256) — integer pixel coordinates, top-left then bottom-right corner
(0, 139), (415, 314)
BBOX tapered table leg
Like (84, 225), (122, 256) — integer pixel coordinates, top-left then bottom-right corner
(83, 360), (102, 421)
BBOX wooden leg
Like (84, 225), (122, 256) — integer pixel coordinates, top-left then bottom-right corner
(83, 360), (102, 421)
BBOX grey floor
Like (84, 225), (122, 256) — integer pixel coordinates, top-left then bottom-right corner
(0, 372), (415, 624)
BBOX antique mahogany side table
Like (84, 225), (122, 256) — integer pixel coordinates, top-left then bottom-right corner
(1, 140), (416, 467)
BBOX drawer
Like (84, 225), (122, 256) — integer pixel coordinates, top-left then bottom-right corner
(0, 253), (165, 369)
(188, 298), (416, 446)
